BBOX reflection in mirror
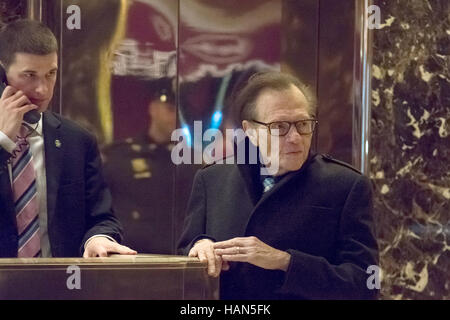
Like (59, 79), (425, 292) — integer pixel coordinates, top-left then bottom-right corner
(173, 0), (286, 249)
(4, 0), (361, 257)
(101, 0), (180, 254)
(60, 0), (124, 144)
(178, 0), (281, 162)
(57, 0), (180, 254)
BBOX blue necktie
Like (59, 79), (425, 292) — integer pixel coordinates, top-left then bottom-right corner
(262, 176), (275, 193)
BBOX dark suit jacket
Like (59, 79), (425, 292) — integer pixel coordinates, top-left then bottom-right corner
(178, 150), (379, 300)
(0, 111), (123, 257)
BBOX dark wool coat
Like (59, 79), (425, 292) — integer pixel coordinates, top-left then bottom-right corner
(178, 151), (379, 300)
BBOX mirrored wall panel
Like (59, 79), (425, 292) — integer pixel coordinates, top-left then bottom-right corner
(1, 0), (359, 255)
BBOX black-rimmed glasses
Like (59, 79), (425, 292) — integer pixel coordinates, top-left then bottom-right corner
(251, 119), (318, 136)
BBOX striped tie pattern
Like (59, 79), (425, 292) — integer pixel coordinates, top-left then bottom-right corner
(11, 125), (40, 258)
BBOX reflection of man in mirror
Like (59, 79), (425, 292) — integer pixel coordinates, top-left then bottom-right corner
(146, 86), (177, 145)
(102, 78), (196, 254)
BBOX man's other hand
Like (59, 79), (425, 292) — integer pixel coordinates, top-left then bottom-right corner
(83, 237), (137, 258)
(188, 238), (229, 278)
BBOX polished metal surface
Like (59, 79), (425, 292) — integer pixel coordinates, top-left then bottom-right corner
(281, 0), (319, 150)
(26, 0), (42, 20)
(315, 0), (356, 164)
(58, 0), (128, 144)
(353, 0), (373, 174)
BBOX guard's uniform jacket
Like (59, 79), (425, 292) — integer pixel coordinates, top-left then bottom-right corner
(102, 135), (197, 254)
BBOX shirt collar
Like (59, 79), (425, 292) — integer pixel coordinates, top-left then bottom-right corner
(23, 114), (43, 137)
(259, 164), (287, 186)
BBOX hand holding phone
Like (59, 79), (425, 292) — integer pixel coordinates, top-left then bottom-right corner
(0, 65), (40, 140)
(0, 65), (40, 124)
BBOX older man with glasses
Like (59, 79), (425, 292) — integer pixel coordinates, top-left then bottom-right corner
(178, 71), (379, 300)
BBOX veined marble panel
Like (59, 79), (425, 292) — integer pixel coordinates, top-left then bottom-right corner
(371, 0), (449, 299)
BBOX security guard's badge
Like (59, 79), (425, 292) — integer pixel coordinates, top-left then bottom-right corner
(131, 158), (152, 179)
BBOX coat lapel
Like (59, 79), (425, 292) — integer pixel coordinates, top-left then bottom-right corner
(42, 111), (63, 225)
(247, 152), (318, 219)
(233, 138), (318, 234)
(236, 138), (263, 205)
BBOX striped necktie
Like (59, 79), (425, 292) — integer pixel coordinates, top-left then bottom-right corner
(11, 125), (40, 258)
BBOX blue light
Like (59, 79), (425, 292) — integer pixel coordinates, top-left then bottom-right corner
(211, 111), (223, 129)
(182, 125), (192, 147)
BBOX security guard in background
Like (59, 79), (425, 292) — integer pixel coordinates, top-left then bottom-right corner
(102, 80), (198, 254)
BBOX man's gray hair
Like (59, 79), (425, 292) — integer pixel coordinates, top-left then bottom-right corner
(234, 71), (317, 123)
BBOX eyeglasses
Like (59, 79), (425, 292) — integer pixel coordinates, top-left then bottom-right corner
(251, 119), (318, 136)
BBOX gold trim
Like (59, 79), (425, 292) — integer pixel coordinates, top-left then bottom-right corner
(97, 0), (129, 144)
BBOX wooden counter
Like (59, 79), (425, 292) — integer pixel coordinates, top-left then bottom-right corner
(0, 254), (219, 300)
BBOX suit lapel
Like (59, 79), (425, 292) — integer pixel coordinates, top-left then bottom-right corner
(0, 156), (18, 256)
(42, 111), (62, 225)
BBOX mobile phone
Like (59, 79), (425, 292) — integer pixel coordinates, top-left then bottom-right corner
(0, 65), (41, 124)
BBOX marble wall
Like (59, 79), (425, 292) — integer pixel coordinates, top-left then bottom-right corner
(371, 0), (449, 299)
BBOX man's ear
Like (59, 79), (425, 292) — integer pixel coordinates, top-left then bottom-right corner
(242, 120), (258, 146)
(0, 60), (9, 72)
(0, 61), (6, 83)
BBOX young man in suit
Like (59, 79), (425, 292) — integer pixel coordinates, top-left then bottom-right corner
(178, 71), (379, 299)
(0, 19), (136, 258)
